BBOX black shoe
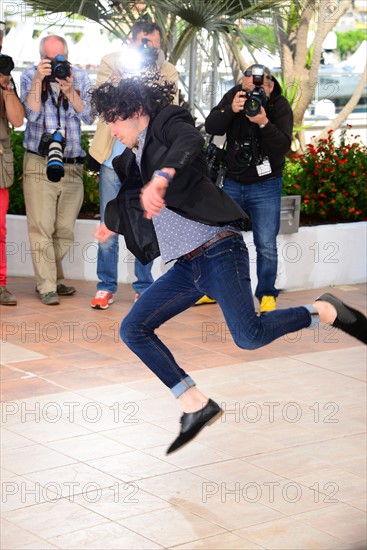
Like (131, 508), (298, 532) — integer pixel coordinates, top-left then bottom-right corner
(166, 399), (222, 454)
(57, 284), (76, 296)
(317, 293), (367, 344)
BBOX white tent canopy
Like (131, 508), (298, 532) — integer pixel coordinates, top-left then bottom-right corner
(3, 22), (123, 68)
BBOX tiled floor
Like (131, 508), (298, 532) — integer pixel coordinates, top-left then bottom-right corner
(1, 276), (366, 550)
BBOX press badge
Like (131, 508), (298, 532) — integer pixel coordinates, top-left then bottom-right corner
(256, 156), (272, 176)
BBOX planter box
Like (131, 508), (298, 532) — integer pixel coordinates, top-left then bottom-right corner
(279, 195), (301, 234)
(6, 215), (367, 292)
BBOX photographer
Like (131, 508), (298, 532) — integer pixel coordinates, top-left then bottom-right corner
(0, 21), (24, 306)
(88, 21), (179, 310)
(20, 35), (94, 305)
(205, 65), (293, 313)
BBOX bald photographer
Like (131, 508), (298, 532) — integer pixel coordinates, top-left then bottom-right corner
(205, 64), (293, 314)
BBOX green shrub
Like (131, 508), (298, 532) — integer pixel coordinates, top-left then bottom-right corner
(283, 127), (367, 224)
(8, 129), (100, 218)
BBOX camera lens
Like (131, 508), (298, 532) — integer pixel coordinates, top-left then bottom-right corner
(54, 63), (70, 80)
(245, 97), (261, 117)
(47, 132), (65, 183)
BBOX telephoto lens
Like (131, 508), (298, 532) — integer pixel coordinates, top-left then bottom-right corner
(46, 131), (65, 182)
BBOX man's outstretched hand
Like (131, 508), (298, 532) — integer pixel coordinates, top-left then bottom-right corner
(94, 222), (116, 243)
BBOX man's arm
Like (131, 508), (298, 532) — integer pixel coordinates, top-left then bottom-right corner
(161, 61), (179, 105)
(23, 59), (51, 113)
(0, 76), (24, 127)
(205, 87), (238, 135)
(95, 53), (117, 88)
(61, 68), (94, 124)
(259, 97), (294, 156)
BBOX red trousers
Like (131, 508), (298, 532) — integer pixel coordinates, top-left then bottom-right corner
(0, 188), (9, 286)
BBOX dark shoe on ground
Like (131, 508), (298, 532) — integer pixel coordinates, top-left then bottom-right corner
(317, 293), (367, 344)
(40, 291), (60, 305)
(56, 284), (76, 296)
(0, 286), (17, 305)
(166, 399), (222, 454)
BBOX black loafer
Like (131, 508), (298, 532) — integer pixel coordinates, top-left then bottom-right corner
(166, 399), (222, 454)
(317, 293), (367, 344)
(56, 284), (76, 296)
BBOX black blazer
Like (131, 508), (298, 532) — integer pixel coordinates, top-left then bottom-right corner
(105, 105), (248, 264)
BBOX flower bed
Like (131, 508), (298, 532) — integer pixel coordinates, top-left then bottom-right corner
(283, 127), (367, 225)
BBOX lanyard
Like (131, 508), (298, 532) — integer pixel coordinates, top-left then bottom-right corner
(44, 81), (68, 141)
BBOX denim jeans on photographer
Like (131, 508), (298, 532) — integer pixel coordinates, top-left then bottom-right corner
(120, 233), (316, 397)
(222, 176), (282, 301)
(97, 164), (153, 294)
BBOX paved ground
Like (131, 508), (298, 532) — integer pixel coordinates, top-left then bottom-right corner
(1, 277), (366, 549)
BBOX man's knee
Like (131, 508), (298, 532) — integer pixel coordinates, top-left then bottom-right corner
(120, 315), (146, 346)
(229, 324), (263, 351)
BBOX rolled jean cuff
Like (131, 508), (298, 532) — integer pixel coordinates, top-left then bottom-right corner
(170, 376), (196, 398)
(303, 304), (320, 328)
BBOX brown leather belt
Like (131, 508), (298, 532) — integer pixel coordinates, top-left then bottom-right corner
(182, 230), (236, 260)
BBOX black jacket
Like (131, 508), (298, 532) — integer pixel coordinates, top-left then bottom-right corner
(105, 105), (248, 264)
(205, 77), (293, 183)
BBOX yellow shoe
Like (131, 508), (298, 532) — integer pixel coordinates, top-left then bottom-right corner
(194, 295), (216, 306)
(260, 295), (276, 313)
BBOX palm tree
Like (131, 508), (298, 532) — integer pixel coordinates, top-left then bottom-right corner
(23, 0), (283, 114)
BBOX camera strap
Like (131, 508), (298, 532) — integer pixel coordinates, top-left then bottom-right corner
(45, 83), (68, 143)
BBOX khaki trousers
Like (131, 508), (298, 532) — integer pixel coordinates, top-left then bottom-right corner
(23, 152), (84, 294)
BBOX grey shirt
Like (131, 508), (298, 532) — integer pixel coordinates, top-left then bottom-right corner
(136, 127), (237, 263)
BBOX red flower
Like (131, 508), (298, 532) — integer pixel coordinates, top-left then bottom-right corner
(351, 172), (357, 177)
(349, 207), (355, 213)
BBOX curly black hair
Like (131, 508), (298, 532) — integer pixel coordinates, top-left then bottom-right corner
(91, 72), (176, 123)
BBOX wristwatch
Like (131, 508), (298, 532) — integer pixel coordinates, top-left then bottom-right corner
(1, 80), (15, 91)
(152, 170), (172, 183)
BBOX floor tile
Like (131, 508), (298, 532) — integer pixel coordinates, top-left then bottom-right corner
(292, 502), (367, 543)
(2, 278), (366, 550)
(2, 499), (107, 539)
(117, 506), (225, 547)
(234, 516), (349, 549)
(169, 531), (263, 549)
(47, 522), (162, 549)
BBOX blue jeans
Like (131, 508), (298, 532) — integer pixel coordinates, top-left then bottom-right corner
(120, 234), (317, 397)
(97, 164), (153, 294)
(222, 176), (282, 301)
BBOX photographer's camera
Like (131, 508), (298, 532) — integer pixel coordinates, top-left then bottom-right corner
(0, 53), (14, 76)
(244, 87), (267, 117)
(234, 137), (262, 166)
(38, 130), (65, 182)
(243, 65), (268, 117)
(46, 54), (71, 82)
